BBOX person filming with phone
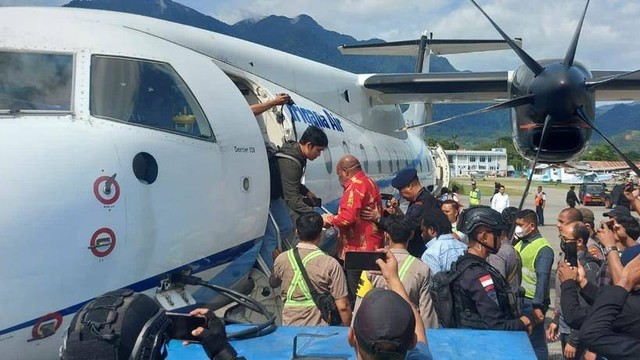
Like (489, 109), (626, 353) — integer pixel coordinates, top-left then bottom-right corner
(547, 221), (600, 360)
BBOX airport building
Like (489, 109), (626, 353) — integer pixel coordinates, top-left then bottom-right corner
(445, 148), (508, 177)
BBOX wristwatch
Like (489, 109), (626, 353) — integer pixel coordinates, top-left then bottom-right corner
(603, 245), (619, 257)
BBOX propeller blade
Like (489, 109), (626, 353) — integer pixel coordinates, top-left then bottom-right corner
(518, 115), (552, 210)
(586, 68), (640, 88)
(397, 94), (534, 132)
(564, 0), (590, 66)
(470, 0), (543, 76)
(576, 107), (640, 177)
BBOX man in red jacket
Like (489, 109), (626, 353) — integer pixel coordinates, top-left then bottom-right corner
(322, 155), (384, 259)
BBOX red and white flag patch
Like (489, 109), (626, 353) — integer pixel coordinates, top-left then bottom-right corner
(479, 274), (494, 292)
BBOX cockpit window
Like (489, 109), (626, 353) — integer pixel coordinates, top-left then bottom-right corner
(90, 55), (214, 141)
(0, 51), (73, 112)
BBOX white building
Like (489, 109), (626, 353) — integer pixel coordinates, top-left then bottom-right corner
(445, 148), (508, 177)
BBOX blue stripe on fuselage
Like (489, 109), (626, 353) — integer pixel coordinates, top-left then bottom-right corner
(0, 239), (255, 336)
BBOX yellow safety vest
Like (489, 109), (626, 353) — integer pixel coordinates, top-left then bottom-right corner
(469, 189), (481, 206)
(284, 249), (324, 307)
(514, 237), (551, 299)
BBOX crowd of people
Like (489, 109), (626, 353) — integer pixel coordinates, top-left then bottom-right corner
(264, 124), (640, 360)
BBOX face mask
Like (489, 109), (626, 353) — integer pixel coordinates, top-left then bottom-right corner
(514, 225), (525, 239)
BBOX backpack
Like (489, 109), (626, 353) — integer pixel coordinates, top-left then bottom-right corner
(430, 258), (477, 328)
(267, 144), (303, 201)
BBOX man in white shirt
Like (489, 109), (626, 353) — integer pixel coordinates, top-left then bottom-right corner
(491, 185), (510, 213)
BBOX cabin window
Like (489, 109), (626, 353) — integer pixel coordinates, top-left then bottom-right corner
(359, 144), (369, 173)
(387, 149), (394, 173)
(342, 141), (351, 155)
(373, 146), (382, 173)
(324, 147), (333, 174)
(0, 51), (73, 113)
(479, 156), (486, 162)
(90, 55), (214, 140)
(393, 149), (401, 171)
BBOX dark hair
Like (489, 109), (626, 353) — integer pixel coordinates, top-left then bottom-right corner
(570, 185), (575, 190)
(499, 185), (505, 190)
(439, 187), (449, 195)
(385, 219), (413, 244)
(441, 199), (459, 211)
(571, 222), (590, 243)
(516, 209), (538, 226)
(299, 126), (328, 147)
(421, 209), (452, 235)
(296, 212), (324, 240)
(616, 215), (640, 241)
(561, 208), (584, 223)
(451, 185), (460, 193)
(469, 224), (495, 243)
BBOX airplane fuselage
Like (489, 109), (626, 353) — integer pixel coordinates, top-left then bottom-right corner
(0, 7), (436, 359)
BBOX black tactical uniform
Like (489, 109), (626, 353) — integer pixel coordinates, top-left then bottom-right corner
(452, 253), (525, 331)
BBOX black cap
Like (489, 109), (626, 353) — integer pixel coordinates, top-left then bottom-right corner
(391, 168), (417, 189)
(603, 206), (631, 218)
(353, 288), (415, 359)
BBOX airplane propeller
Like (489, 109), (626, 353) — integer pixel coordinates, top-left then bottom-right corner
(398, 0), (640, 209)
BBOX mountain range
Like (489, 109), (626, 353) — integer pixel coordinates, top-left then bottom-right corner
(64, 0), (638, 150)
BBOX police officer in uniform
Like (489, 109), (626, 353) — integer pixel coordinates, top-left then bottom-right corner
(362, 168), (440, 258)
(450, 206), (532, 332)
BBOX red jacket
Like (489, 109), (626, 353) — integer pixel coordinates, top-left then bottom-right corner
(327, 171), (384, 258)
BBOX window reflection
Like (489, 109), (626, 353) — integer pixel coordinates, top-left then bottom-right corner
(0, 51), (73, 112)
(90, 56), (213, 140)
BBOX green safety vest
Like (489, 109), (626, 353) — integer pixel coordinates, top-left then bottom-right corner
(284, 249), (324, 307)
(469, 189), (481, 205)
(514, 237), (551, 299)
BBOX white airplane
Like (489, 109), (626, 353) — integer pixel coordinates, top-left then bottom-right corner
(1, 2), (639, 358)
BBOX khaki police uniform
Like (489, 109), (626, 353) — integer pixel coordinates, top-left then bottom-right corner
(271, 242), (348, 326)
(356, 248), (438, 329)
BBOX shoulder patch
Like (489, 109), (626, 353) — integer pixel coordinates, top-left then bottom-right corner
(479, 274), (494, 292)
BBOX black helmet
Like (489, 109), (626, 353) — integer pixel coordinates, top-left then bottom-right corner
(501, 207), (519, 228)
(458, 205), (504, 234)
(60, 289), (171, 360)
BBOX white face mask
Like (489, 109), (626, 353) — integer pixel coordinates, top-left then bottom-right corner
(514, 225), (526, 239)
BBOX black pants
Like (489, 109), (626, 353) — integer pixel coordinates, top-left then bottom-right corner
(536, 206), (544, 226)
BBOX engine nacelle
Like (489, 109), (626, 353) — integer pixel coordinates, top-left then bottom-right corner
(510, 60), (596, 163)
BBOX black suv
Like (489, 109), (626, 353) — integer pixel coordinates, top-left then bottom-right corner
(579, 182), (606, 206)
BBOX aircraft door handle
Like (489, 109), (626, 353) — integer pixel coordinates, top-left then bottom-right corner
(103, 173), (117, 195)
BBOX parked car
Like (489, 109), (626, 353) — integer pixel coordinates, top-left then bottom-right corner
(579, 182), (606, 206)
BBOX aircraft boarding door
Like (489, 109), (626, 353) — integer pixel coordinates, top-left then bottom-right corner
(230, 77), (297, 147)
(431, 144), (450, 194)
(87, 55), (267, 296)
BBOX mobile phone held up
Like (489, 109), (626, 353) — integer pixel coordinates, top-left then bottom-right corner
(166, 312), (207, 342)
(564, 241), (578, 267)
(344, 251), (386, 271)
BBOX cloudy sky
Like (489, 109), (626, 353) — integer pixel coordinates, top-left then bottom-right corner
(2, 0), (639, 73)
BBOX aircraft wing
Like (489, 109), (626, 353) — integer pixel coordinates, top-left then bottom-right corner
(591, 70), (640, 101)
(361, 71), (511, 104)
(339, 39), (521, 56)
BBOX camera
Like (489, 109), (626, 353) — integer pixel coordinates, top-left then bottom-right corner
(286, 97), (295, 106)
